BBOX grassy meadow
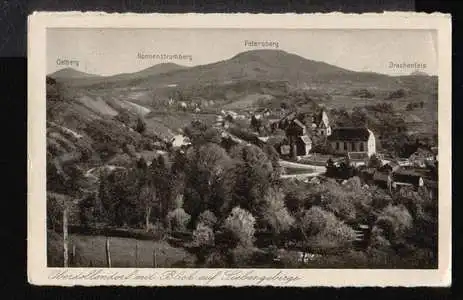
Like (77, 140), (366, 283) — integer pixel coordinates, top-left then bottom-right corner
(47, 231), (195, 268)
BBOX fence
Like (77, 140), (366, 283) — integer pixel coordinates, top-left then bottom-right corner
(66, 236), (161, 268)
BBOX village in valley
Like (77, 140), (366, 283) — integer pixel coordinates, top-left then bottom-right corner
(46, 47), (439, 269)
(169, 98), (438, 202)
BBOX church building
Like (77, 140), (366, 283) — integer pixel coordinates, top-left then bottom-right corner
(327, 127), (376, 157)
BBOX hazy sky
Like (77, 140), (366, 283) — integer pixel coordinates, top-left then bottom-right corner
(47, 28), (438, 76)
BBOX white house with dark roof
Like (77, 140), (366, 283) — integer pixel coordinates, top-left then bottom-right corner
(327, 127), (376, 157)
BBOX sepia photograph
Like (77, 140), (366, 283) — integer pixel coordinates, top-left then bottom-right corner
(28, 12), (451, 287)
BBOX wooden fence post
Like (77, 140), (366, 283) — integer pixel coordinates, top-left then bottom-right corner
(105, 236), (112, 268)
(63, 206), (69, 268)
(153, 248), (157, 268)
(71, 244), (76, 267)
(135, 241), (139, 267)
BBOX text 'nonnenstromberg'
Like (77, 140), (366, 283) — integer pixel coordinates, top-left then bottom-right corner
(137, 53), (193, 61)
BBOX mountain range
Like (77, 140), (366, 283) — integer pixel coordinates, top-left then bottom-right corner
(49, 68), (102, 79)
(50, 49), (424, 90)
(49, 62), (188, 87)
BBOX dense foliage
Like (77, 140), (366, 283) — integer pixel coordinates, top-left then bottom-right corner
(48, 118), (437, 268)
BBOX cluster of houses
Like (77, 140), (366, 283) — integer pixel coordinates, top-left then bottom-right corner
(163, 104), (438, 200)
(355, 146), (438, 200)
(265, 108), (377, 161)
(168, 97), (216, 113)
(362, 161), (437, 200)
(212, 106), (378, 162)
(249, 107), (437, 199)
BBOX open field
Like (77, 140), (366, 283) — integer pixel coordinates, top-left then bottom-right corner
(221, 93), (274, 110)
(77, 95), (119, 116)
(145, 111), (217, 136)
(47, 231), (195, 268)
(327, 95), (376, 111)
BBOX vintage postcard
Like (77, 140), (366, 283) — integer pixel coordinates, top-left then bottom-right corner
(28, 12), (452, 287)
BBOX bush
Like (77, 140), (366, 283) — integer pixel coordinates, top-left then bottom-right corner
(230, 245), (256, 267)
(184, 120), (221, 146)
(261, 187), (295, 235)
(370, 187), (393, 210)
(350, 88), (375, 98)
(300, 206), (328, 236)
(342, 250), (369, 268)
(223, 207), (256, 247)
(300, 206), (357, 249)
(166, 208), (191, 231)
(204, 251), (228, 268)
(171, 256), (196, 268)
(47, 230), (65, 267)
(374, 204), (413, 244)
(278, 250), (303, 268)
(368, 154), (382, 169)
(312, 179), (374, 224)
(197, 210), (218, 227)
(344, 176), (362, 190)
(321, 188), (357, 222)
(386, 88), (407, 100)
(135, 116), (147, 134)
(192, 222), (215, 247)
(283, 181), (316, 213)
(149, 221), (167, 240)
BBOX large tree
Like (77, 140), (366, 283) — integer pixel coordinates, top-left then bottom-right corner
(260, 187), (295, 244)
(149, 154), (178, 224)
(373, 204), (413, 248)
(183, 143), (235, 222)
(228, 144), (275, 215)
(299, 206), (357, 250)
(223, 207), (256, 248)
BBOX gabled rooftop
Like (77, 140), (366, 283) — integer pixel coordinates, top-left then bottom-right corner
(299, 135), (312, 145)
(314, 109), (330, 128)
(328, 127), (372, 142)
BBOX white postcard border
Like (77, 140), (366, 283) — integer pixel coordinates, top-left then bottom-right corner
(28, 12), (452, 287)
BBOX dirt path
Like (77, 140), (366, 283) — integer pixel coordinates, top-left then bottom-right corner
(85, 165), (127, 179)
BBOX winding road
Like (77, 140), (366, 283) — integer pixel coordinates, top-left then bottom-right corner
(279, 160), (326, 179)
(84, 165), (127, 180)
